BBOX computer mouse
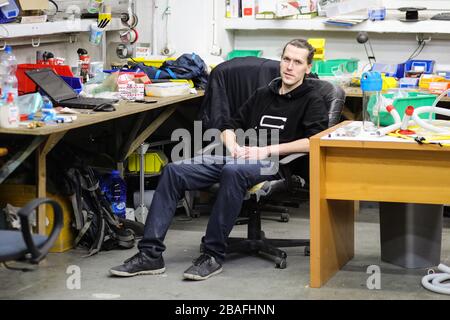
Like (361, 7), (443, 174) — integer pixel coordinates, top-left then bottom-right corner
(93, 103), (116, 112)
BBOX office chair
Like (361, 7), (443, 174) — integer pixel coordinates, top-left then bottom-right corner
(0, 198), (63, 270)
(225, 78), (346, 268)
(194, 56), (317, 222)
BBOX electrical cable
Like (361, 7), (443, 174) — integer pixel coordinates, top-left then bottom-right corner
(422, 264), (450, 295)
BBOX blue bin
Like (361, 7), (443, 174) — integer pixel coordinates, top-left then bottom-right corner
(60, 76), (83, 94)
(0, 0), (19, 24)
(404, 60), (435, 76)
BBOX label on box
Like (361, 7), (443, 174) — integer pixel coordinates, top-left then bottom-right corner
(135, 47), (151, 59)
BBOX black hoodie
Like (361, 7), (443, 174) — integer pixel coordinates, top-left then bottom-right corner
(221, 78), (329, 146)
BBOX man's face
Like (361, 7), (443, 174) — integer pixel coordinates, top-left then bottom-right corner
(280, 44), (312, 88)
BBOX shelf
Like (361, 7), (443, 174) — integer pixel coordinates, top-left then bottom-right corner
(0, 18), (125, 39)
(223, 17), (450, 35)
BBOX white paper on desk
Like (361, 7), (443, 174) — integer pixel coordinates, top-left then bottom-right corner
(57, 107), (80, 114)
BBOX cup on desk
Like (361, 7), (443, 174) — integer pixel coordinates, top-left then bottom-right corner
(89, 23), (103, 46)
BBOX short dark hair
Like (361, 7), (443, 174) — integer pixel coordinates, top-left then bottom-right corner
(281, 39), (315, 64)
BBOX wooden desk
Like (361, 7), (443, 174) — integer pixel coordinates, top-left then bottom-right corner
(0, 93), (203, 234)
(309, 121), (450, 288)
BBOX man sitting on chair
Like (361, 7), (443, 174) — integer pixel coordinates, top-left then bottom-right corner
(110, 39), (328, 280)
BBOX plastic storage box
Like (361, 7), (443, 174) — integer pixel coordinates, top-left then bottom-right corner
(17, 64), (74, 95)
(128, 151), (168, 174)
(226, 50), (263, 60)
(0, 0), (19, 23)
(311, 59), (359, 76)
(404, 59), (435, 75)
(61, 76), (83, 94)
(129, 57), (176, 68)
(399, 77), (419, 88)
(368, 91), (436, 126)
(145, 82), (190, 97)
(371, 62), (405, 79)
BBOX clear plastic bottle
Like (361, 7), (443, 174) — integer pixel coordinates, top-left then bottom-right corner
(102, 170), (127, 219)
(0, 46), (18, 99)
(361, 71), (383, 132)
(0, 92), (19, 128)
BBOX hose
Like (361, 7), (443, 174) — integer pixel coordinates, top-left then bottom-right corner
(421, 264), (450, 295)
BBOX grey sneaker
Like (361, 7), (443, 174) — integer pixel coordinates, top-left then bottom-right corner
(110, 252), (165, 277)
(183, 253), (223, 280)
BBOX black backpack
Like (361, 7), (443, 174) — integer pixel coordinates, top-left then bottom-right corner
(65, 166), (136, 256)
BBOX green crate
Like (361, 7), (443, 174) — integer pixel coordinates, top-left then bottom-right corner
(312, 59), (359, 76)
(226, 50), (262, 60)
(368, 92), (436, 126)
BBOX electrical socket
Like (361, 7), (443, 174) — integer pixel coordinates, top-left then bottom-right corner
(161, 45), (176, 56)
(416, 33), (431, 44)
(210, 45), (222, 56)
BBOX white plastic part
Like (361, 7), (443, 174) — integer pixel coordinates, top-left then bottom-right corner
(388, 107), (401, 124)
(412, 106), (450, 134)
(422, 264), (450, 295)
(376, 123), (401, 136)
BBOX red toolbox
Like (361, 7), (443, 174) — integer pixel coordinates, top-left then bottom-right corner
(17, 64), (74, 95)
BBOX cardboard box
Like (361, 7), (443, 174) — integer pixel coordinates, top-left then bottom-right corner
(18, 0), (48, 11)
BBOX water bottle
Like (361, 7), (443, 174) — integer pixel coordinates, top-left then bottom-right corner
(361, 72), (383, 132)
(102, 170), (127, 219)
(0, 92), (18, 128)
(0, 46), (18, 99)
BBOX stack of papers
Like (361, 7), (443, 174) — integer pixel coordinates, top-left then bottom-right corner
(324, 15), (368, 27)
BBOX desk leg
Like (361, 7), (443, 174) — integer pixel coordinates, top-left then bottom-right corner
(310, 141), (355, 288)
(35, 132), (67, 235)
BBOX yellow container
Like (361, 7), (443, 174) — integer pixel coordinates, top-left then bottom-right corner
(128, 150), (168, 174)
(419, 74), (446, 89)
(0, 184), (75, 253)
(129, 57), (176, 68)
(308, 38), (326, 61)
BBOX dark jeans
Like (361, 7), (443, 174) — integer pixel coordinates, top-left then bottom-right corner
(137, 155), (279, 264)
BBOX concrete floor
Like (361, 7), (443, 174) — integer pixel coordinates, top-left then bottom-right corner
(1, 202), (449, 300)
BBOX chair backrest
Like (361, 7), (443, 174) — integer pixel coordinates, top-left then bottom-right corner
(199, 57), (280, 130)
(304, 78), (346, 128)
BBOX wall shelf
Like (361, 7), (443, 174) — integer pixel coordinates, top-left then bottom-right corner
(0, 18), (125, 39)
(223, 17), (450, 35)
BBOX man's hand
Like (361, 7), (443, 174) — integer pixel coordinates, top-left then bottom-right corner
(231, 145), (246, 158)
(242, 146), (271, 160)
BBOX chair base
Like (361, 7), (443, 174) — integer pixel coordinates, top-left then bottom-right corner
(226, 231), (309, 269)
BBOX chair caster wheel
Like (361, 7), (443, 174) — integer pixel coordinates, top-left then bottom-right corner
(191, 211), (200, 218)
(276, 258), (287, 269)
(280, 213), (289, 222)
(304, 246), (310, 256)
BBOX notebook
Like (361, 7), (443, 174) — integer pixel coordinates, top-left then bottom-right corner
(25, 69), (117, 109)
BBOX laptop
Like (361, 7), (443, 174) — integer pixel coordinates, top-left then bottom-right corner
(25, 69), (117, 109)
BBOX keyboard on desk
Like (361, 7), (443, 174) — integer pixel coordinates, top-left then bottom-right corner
(430, 12), (450, 20)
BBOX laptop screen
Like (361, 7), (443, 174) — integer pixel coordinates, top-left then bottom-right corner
(25, 69), (78, 102)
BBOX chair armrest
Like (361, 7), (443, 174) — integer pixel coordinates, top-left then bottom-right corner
(279, 152), (308, 165)
(18, 198), (64, 263)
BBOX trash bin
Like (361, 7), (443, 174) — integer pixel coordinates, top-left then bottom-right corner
(379, 202), (443, 268)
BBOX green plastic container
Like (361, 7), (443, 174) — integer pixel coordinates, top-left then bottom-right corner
(226, 50), (262, 60)
(368, 92), (436, 126)
(312, 59), (359, 76)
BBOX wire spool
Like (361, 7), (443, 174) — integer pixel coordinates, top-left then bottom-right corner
(119, 28), (139, 45)
(116, 43), (133, 59)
